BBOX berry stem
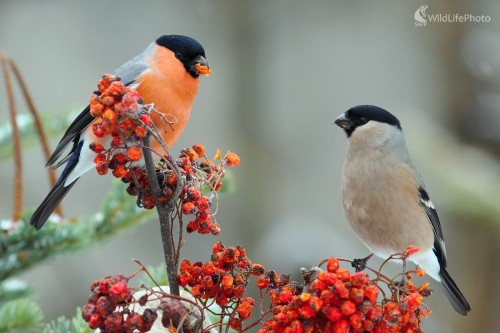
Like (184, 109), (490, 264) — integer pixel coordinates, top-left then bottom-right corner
(141, 134), (180, 296)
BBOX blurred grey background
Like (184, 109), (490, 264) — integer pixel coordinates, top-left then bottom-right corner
(1, 1), (499, 332)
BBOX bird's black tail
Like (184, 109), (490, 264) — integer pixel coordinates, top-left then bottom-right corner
(439, 268), (471, 316)
(29, 180), (77, 230)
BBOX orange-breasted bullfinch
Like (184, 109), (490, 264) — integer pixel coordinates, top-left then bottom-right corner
(30, 35), (210, 230)
(334, 105), (471, 315)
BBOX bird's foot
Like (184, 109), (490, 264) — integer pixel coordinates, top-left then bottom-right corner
(351, 253), (374, 272)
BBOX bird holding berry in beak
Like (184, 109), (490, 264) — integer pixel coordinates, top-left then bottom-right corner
(30, 35), (211, 229)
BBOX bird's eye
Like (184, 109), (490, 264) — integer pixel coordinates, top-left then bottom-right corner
(175, 52), (183, 59)
(359, 117), (368, 125)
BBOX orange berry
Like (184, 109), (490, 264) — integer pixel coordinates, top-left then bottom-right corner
(102, 108), (116, 122)
(112, 165), (128, 179)
(113, 153), (128, 165)
(256, 276), (270, 289)
(89, 142), (104, 153)
(186, 186), (200, 201)
(95, 163), (108, 175)
(184, 148), (199, 162)
(106, 80), (125, 96)
(126, 146), (142, 162)
(192, 143), (206, 157)
(119, 118), (134, 130)
(224, 151), (240, 166)
(237, 297), (254, 319)
(333, 319), (349, 333)
(404, 245), (420, 258)
(134, 126), (147, 138)
(349, 312), (363, 329)
(89, 95), (104, 116)
(310, 279), (327, 293)
(194, 63), (212, 76)
(350, 287), (365, 304)
(340, 300), (356, 316)
(101, 95), (115, 106)
(317, 271), (337, 286)
(233, 285), (245, 299)
(364, 285), (379, 303)
(195, 196), (210, 211)
(221, 275), (233, 290)
(191, 285), (201, 298)
(415, 268), (426, 277)
(228, 317), (242, 331)
(326, 257), (340, 273)
(94, 153), (107, 163)
(186, 220), (199, 233)
(92, 123), (107, 138)
(322, 305), (342, 322)
(250, 263), (265, 276)
(212, 241), (224, 254)
(366, 305), (383, 321)
(166, 172), (178, 187)
(181, 202), (196, 215)
(139, 114), (152, 126)
(333, 280), (349, 299)
(216, 294), (229, 306)
(221, 248), (239, 264)
(112, 135), (123, 147)
(309, 296), (323, 312)
(351, 271), (369, 287)
(336, 268), (350, 282)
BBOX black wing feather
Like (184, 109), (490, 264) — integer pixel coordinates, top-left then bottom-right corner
(418, 187), (447, 267)
(30, 140), (84, 229)
(46, 106), (94, 167)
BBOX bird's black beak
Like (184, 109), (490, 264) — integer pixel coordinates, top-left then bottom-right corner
(189, 55), (211, 77)
(334, 112), (355, 137)
(334, 113), (351, 130)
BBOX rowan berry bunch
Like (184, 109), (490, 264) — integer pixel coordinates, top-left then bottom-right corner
(88, 74), (150, 177)
(178, 146), (240, 235)
(82, 272), (199, 333)
(258, 255), (431, 333)
(120, 144), (240, 235)
(178, 241), (261, 331)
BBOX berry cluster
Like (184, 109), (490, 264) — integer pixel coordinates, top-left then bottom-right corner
(88, 74), (150, 176)
(121, 144), (240, 234)
(81, 275), (151, 332)
(178, 241), (258, 331)
(258, 257), (431, 333)
(82, 274), (194, 333)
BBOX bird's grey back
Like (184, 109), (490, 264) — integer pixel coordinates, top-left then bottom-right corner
(113, 42), (155, 86)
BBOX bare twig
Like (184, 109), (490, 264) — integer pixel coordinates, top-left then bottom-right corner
(1, 53), (23, 222)
(8, 59), (61, 216)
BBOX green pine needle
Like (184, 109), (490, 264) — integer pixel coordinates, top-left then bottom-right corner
(0, 180), (153, 281)
(43, 308), (93, 333)
(0, 298), (44, 333)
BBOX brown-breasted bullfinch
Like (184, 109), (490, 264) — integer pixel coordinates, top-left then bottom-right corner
(334, 105), (471, 315)
(30, 35), (210, 230)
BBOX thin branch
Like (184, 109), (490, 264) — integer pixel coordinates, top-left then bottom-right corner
(1, 53), (23, 222)
(141, 134), (180, 296)
(8, 59), (61, 216)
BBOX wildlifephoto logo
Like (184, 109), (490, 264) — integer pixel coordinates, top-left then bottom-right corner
(414, 4), (491, 27)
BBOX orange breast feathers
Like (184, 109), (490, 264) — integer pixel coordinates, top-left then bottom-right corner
(136, 45), (200, 152)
